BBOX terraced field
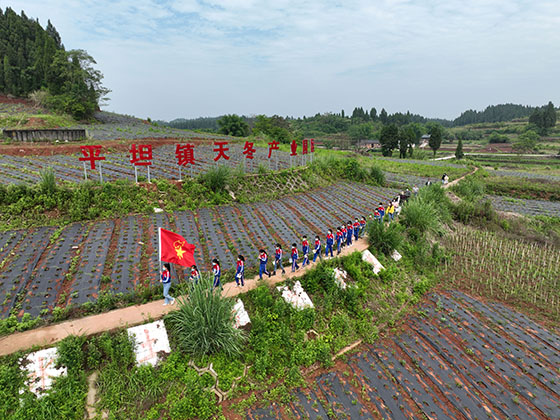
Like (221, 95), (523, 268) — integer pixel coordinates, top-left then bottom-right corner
(489, 195), (560, 217)
(0, 143), (295, 184)
(0, 182), (396, 319)
(246, 291), (560, 419)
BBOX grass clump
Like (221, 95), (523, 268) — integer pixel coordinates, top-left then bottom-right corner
(198, 165), (231, 193)
(166, 275), (245, 358)
(367, 221), (404, 256)
(400, 184), (451, 237)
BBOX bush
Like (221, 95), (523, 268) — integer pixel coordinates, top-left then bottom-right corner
(451, 199), (496, 224)
(39, 167), (57, 195)
(166, 275), (245, 357)
(451, 177), (485, 200)
(367, 221), (404, 256)
(400, 185), (450, 237)
(198, 165), (231, 193)
(369, 166), (385, 186)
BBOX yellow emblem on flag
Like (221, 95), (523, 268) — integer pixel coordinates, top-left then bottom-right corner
(174, 240), (186, 259)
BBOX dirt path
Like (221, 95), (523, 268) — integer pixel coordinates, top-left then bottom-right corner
(0, 238), (369, 356)
(444, 166), (478, 189)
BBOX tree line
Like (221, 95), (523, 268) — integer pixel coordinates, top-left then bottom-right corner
(0, 7), (108, 119)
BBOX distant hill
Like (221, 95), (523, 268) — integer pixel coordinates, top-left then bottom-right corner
(453, 103), (535, 126)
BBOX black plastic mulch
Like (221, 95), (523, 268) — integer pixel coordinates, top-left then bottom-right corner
(110, 215), (143, 294)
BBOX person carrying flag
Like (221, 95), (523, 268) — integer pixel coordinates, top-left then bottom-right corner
(291, 243), (299, 272)
(258, 249), (271, 280)
(346, 221), (353, 247)
(235, 255), (245, 287)
(273, 244), (285, 275)
(353, 218), (360, 241)
(336, 227), (343, 255)
(160, 262), (175, 306)
(325, 229), (334, 258)
(212, 258), (221, 288)
(313, 235), (322, 263)
(301, 235), (310, 267)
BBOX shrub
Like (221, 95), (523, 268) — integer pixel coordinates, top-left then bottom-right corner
(369, 166), (385, 186)
(367, 221), (404, 256)
(451, 177), (485, 200)
(39, 167), (57, 196)
(56, 335), (86, 373)
(166, 275), (245, 357)
(198, 165), (231, 193)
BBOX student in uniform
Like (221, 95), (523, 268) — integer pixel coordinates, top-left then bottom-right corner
(258, 249), (271, 280)
(189, 265), (201, 285)
(212, 258), (221, 289)
(377, 203), (385, 223)
(360, 217), (367, 237)
(235, 255), (245, 287)
(346, 221), (353, 246)
(313, 235), (322, 263)
(373, 208), (381, 223)
(291, 243), (299, 272)
(336, 227), (343, 255)
(273, 244), (285, 275)
(160, 262), (175, 306)
(325, 229), (334, 258)
(301, 235), (310, 267)
(341, 224), (347, 248)
(353, 218), (360, 241)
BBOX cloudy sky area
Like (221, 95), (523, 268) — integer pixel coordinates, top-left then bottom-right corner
(7, 0), (560, 120)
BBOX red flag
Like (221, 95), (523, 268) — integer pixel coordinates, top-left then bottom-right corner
(158, 228), (196, 267)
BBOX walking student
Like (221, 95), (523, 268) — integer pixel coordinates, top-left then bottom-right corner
(387, 202), (395, 222)
(235, 254), (245, 287)
(346, 221), (353, 246)
(301, 235), (310, 267)
(336, 227), (343, 255)
(378, 203), (385, 223)
(160, 262), (175, 306)
(325, 229), (334, 258)
(341, 224), (347, 248)
(273, 244), (285, 275)
(313, 235), (323, 263)
(360, 217), (367, 237)
(258, 249), (271, 280)
(212, 258), (221, 289)
(291, 243), (299, 272)
(353, 218), (360, 241)
(189, 264), (201, 285)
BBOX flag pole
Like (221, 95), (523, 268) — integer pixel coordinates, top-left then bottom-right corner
(158, 227), (162, 274)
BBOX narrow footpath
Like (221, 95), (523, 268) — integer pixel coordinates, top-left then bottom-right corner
(0, 238), (370, 356)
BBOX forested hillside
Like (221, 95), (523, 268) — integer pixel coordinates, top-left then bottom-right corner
(0, 7), (108, 119)
(453, 103), (534, 126)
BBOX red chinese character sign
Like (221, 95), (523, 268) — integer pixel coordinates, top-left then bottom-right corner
(243, 141), (256, 159)
(213, 141), (230, 162)
(268, 140), (280, 170)
(175, 144), (195, 180)
(79, 145), (105, 182)
(302, 139), (308, 155)
(310, 138), (315, 163)
(129, 144), (153, 183)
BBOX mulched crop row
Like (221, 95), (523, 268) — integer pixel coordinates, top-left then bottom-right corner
(488, 194), (560, 217)
(488, 169), (560, 182)
(0, 183), (399, 319)
(249, 291), (560, 419)
(377, 156), (467, 168)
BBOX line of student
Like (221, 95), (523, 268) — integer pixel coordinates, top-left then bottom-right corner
(192, 215), (371, 288)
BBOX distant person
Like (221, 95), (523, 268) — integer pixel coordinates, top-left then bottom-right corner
(412, 185), (419, 196)
(353, 218), (360, 241)
(377, 203), (385, 223)
(336, 227), (343, 255)
(325, 229), (334, 258)
(291, 243), (299, 272)
(258, 249), (271, 280)
(189, 265), (201, 285)
(387, 202), (395, 222)
(373, 208), (381, 223)
(160, 262), (175, 306)
(341, 224), (347, 248)
(404, 188), (412, 200)
(212, 258), (221, 288)
(346, 221), (353, 246)
(425, 179), (432, 186)
(235, 255), (245, 287)
(313, 235), (323, 263)
(273, 244), (285, 275)
(360, 217), (367, 237)
(301, 236), (310, 267)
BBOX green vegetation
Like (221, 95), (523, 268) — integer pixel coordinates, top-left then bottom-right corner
(167, 276), (245, 358)
(217, 114), (250, 137)
(455, 138), (464, 159)
(0, 112), (76, 129)
(0, 7), (108, 119)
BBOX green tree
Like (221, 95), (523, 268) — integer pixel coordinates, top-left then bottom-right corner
(427, 123), (443, 156)
(513, 130), (539, 152)
(379, 108), (388, 124)
(455, 138), (464, 159)
(348, 122), (374, 142)
(379, 123), (399, 156)
(217, 114), (251, 137)
(3, 56), (14, 94)
(253, 114), (291, 143)
(529, 101), (557, 134)
(398, 126), (415, 159)
(370, 107), (377, 121)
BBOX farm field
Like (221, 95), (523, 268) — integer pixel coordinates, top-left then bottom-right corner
(245, 291), (560, 419)
(0, 182), (396, 319)
(488, 195), (560, 217)
(0, 143), (297, 185)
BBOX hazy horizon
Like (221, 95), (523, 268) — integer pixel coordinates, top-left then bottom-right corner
(5, 1), (560, 121)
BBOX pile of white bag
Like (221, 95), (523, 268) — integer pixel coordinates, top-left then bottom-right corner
(233, 298), (251, 328)
(361, 250), (385, 274)
(277, 280), (314, 310)
(333, 267), (348, 289)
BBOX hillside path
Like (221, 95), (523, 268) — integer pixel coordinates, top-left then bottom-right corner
(0, 238), (369, 356)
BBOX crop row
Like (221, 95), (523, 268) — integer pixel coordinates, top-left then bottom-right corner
(0, 182), (397, 319)
(488, 194), (560, 217)
(0, 144), (295, 185)
(488, 169), (560, 182)
(247, 291), (560, 419)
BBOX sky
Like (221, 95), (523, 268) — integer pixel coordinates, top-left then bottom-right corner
(6, 0), (560, 121)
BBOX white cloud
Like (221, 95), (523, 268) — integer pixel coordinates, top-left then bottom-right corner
(5, 0), (560, 119)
